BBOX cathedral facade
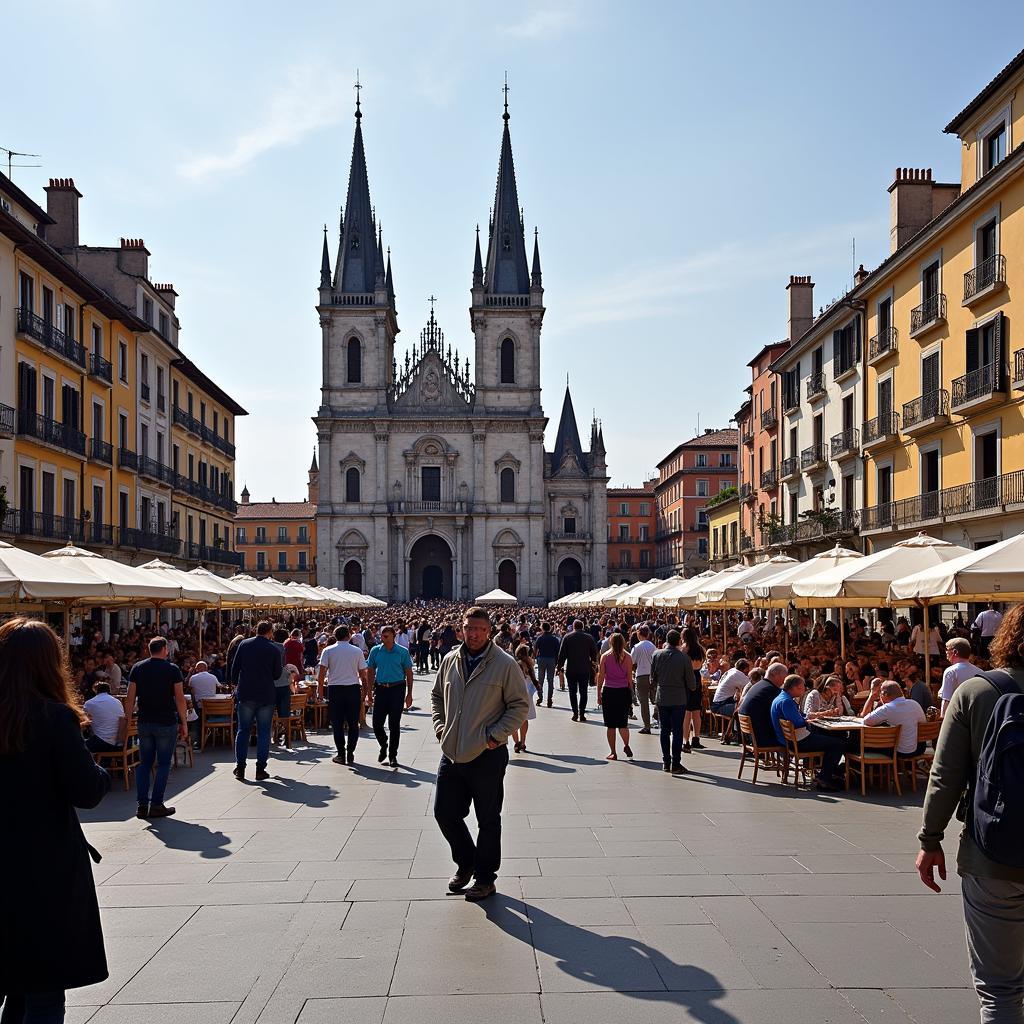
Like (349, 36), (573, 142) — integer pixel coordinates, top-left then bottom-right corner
(314, 96), (607, 603)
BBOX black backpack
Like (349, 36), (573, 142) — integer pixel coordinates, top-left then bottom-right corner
(969, 669), (1024, 867)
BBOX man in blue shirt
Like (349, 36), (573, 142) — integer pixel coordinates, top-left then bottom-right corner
(367, 626), (415, 767)
(771, 674), (845, 791)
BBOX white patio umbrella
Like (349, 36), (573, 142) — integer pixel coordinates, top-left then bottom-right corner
(744, 545), (864, 606)
(614, 578), (670, 607)
(655, 568), (738, 608)
(475, 588), (518, 605)
(42, 543), (183, 602)
(637, 574), (691, 606)
(229, 574), (299, 606)
(285, 581), (335, 607)
(696, 556), (799, 607)
(258, 576), (308, 606)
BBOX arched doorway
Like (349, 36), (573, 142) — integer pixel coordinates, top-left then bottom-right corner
(343, 560), (363, 593)
(408, 534), (453, 600)
(557, 557), (583, 597)
(498, 559), (517, 597)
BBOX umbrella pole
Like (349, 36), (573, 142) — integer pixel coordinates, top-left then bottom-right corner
(218, 599), (223, 650)
(839, 609), (845, 662)
(784, 607), (789, 660)
(63, 602), (70, 643)
(923, 599), (931, 692)
(199, 608), (204, 660)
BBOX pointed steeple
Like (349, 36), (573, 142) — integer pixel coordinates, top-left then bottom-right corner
(531, 227), (542, 287)
(483, 84), (530, 295)
(385, 247), (395, 306)
(319, 225), (332, 289)
(309, 449), (319, 473)
(375, 223), (386, 288)
(334, 86), (381, 296)
(472, 224), (484, 287)
(552, 384), (586, 470)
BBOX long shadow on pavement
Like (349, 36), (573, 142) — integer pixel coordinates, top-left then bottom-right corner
(142, 816), (232, 859)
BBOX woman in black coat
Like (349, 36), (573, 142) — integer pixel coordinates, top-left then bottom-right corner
(0, 617), (110, 1023)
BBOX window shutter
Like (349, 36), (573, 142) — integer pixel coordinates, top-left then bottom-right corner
(854, 316), (862, 362)
(993, 313), (1004, 387)
(966, 327), (981, 374)
(832, 329), (842, 375)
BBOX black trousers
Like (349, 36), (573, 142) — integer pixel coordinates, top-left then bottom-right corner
(434, 745), (509, 886)
(567, 672), (590, 716)
(373, 684), (405, 757)
(328, 685), (362, 754)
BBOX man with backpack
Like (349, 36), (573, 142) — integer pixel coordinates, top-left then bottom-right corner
(917, 605), (1024, 1023)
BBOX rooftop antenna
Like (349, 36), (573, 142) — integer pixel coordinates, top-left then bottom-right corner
(852, 237), (857, 286)
(1, 146), (42, 181)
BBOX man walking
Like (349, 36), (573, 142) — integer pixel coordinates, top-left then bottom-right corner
(917, 607), (1024, 1023)
(973, 603), (1003, 658)
(366, 626), (414, 767)
(229, 620), (282, 782)
(556, 619), (598, 722)
(650, 629), (695, 775)
(431, 606), (529, 901)
(533, 621), (560, 708)
(125, 636), (188, 818)
(318, 625), (368, 765)
(630, 625), (657, 734)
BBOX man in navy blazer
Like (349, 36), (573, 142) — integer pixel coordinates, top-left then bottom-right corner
(229, 620), (283, 781)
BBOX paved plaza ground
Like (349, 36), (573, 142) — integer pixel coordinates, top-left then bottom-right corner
(74, 673), (978, 1024)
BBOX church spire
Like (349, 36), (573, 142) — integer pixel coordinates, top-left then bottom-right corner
(319, 225), (332, 289)
(472, 224), (483, 287)
(552, 383), (586, 470)
(483, 80), (530, 295)
(531, 227), (542, 288)
(334, 79), (381, 296)
(386, 247), (395, 306)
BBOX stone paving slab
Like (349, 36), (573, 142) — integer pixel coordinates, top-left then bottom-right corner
(72, 671), (976, 1023)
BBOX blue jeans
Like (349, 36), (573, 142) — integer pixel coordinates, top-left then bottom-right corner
(658, 704), (685, 766)
(536, 658), (557, 701)
(136, 722), (178, 805)
(235, 700), (274, 770)
(0, 990), (66, 1023)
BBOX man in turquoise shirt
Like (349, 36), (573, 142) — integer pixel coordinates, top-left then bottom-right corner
(367, 626), (415, 767)
(770, 674), (845, 791)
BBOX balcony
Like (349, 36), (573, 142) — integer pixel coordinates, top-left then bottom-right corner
(546, 530), (594, 542)
(0, 403), (14, 438)
(760, 408), (778, 431)
(186, 542), (244, 568)
(118, 448), (138, 471)
(760, 467), (778, 489)
(741, 428), (754, 447)
(388, 499), (470, 515)
(902, 390), (950, 436)
(767, 510), (859, 547)
(868, 327), (897, 366)
(90, 438), (113, 465)
(740, 534), (754, 552)
(863, 412), (900, 450)
(800, 443), (827, 472)
(118, 525), (182, 556)
(140, 382), (151, 403)
(16, 307), (85, 367)
(910, 293), (947, 338)
(139, 455), (175, 486)
(88, 352), (113, 385)
(963, 254), (1006, 306)
(1014, 349), (1024, 391)
(738, 482), (753, 501)
(780, 456), (799, 481)
(830, 427), (859, 460)
(951, 362), (1004, 415)
(174, 473), (238, 514)
(17, 409), (86, 456)
(862, 469), (1024, 535)
(172, 407), (236, 459)
(806, 371), (826, 402)
(0, 507), (115, 545)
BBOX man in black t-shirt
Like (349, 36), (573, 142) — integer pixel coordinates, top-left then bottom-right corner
(126, 636), (188, 819)
(737, 662), (787, 748)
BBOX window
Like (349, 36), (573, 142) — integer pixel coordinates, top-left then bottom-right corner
(297, 526), (308, 543)
(143, 296), (153, 324)
(639, 502), (649, 516)
(500, 338), (515, 383)
(256, 551), (266, 571)
(833, 317), (861, 377)
(298, 551), (307, 569)
(42, 286), (54, 325)
(158, 310), (169, 338)
(923, 261), (940, 301)
(499, 467), (515, 502)
(639, 524), (649, 541)
(346, 467), (361, 502)
(92, 401), (103, 441)
(347, 337), (361, 383)
(720, 452), (732, 467)
(983, 122), (1007, 174)
(118, 341), (127, 382)
(421, 466), (441, 502)
(563, 516), (576, 535)
(696, 479), (709, 497)
(200, 401), (206, 425)
(697, 509), (708, 529)
(140, 353), (149, 396)
(698, 538), (708, 556)
(878, 296), (891, 337)
(156, 367), (165, 410)
(696, 453), (707, 468)
(639, 549), (650, 568)
(619, 502), (628, 516)
(118, 413), (128, 450)
(172, 380), (179, 408)
(277, 526), (288, 542)
(18, 271), (34, 311)
(255, 527), (267, 543)
(618, 524), (629, 540)
(619, 550), (631, 568)
(236, 527), (247, 543)
(278, 552), (287, 571)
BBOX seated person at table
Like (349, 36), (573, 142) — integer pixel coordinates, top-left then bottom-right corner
(737, 661), (788, 747)
(859, 679), (927, 757)
(904, 665), (936, 714)
(189, 661), (220, 703)
(712, 658), (749, 743)
(84, 681), (125, 752)
(803, 674), (852, 716)
(770, 674), (846, 791)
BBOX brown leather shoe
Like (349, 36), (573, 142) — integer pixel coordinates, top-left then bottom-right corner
(448, 867), (473, 893)
(147, 803), (176, 818)
(136, 803), (149, 819)
(464, 882), (496, 902)
(255, 767), (271, 781)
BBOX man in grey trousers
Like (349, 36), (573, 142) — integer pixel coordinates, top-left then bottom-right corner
(917, 607), (1024, 1024)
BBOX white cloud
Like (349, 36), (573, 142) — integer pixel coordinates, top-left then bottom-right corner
(178, 62), (349, 182)
(503, 5), (580, 39)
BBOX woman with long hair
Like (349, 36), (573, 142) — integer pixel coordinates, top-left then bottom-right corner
(596, 632), (634, 760)
(512, 643), (538, 753)
(0, 618), (110, 1022)
(681, 626), (706, 752)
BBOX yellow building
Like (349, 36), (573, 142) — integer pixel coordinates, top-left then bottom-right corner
(860, 49), (1024, 551)
(707, 491), (741, 570)
(233, 455), (319, 585)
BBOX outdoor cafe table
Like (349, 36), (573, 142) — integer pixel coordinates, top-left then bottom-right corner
(813, 716), (866, 731)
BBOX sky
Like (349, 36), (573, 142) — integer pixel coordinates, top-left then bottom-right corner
(7, 1), (1024, 495)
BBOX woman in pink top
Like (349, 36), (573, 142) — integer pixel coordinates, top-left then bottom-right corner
(597, 633), (633, 760)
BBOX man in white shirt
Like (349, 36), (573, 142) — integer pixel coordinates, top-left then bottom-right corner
(736, 615), (755, 643)
(95, 653), (123, 691)
(317, 625), (368, 766)
(973, 604), (1003, 656)
(189, 662), (220, 703)
(395, 623), (413, 650)
(630, 626), (657, 734)
(84, 683), (125, 752)
(711, 658), (749, 743)
(861, 680), (927, 756)
(939, 637), (978, 716)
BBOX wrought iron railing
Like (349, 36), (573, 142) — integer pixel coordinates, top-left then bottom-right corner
(903, 390), (950, 428)
(741, 429), (754, 446)
(780, 456), (798, 478)
(952, 363), (1002, 409)
(738, 482), (752, 500)
(800, 443), (826, 469)
(760, 468), (778, 488)
(767, 510), (860, 546)
(911, 293), (946, 333)
(830, 427), (859, 458)
(118, 525), (181, 556)
(186, 542), (243, 567)
(88, 352), (113, 384)
(139, 456), (175, 485)
(1015, 349), (1024, 384)
(16, 409), (86, 455)
(760, 408), (778, 430)
(90, 438), (113, 464)
(172, 406), (236, 458)
(16, 307), (85, 366)
(868, 326), (897, 362)
(0, 403), (14, 435)
(864, 412), (899, 444)
(964, 254), (1005, 301)
(806, 371), (826, 401)
(118, 448), (138, 471)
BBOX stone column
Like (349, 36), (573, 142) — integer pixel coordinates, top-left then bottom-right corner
(454, 522), (464, 600)
(395, 522), (406, 601)
(472, 432), (486, 504)
(374, 426), (388, 505)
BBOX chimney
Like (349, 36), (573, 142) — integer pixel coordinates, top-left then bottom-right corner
(43, 178), (82, 248)
(118, 237), (150, 279)
(854, 264), (870, 287)
(786, 275), (814, 343)
(153, 282), (177, 310)
(888, 168), (936, 253)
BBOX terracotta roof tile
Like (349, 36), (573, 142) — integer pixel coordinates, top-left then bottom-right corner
(235, 501), (315, 520)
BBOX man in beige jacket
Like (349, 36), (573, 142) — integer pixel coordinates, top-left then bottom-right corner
(431, 606), (529, 902)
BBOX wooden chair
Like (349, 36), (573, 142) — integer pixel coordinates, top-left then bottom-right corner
(173, 736), (194, 768)
(846, 726), (902, 797)
(736, 713), (786, 785)
(779, 719), (823, 787)
(307, 694), (330, 731)
(200, 698), (234, 751)
(898, 719), (942, 792)
(93, 719), (139, 791)
(277, 691), (309, 748)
